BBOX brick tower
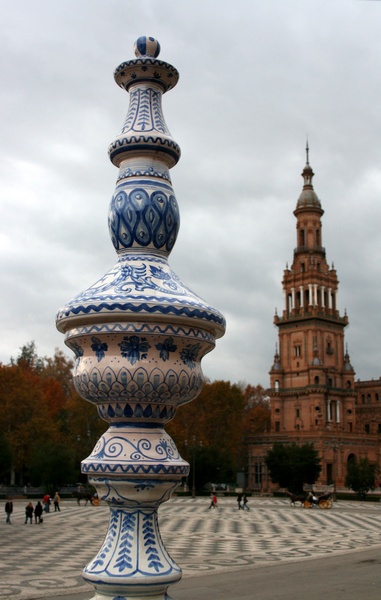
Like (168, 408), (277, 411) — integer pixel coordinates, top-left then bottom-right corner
(247, 147), (380, 494)
(270, 145), (357, 444)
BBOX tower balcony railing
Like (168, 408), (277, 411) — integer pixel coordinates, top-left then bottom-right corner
(293, 245), (326, 256)
(275, 310), (348, 325)
(268, 384), (351, 395)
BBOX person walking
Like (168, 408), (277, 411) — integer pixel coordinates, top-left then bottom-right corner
(5, 498), (13, 524)
(43, 494), (51, 513)
(208, 493), (218, 509)
(237, 493), (243, 510)
(243, 493), (250, 511)
(25, 501), (34, 524)
(34, 501), (43, 524)
(53, 492), (61, 512)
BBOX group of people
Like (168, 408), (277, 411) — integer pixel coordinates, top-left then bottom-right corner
(4, 491), (61, 525)
(237, 493), (250, 510)
(24, 501), (43, 524)
(208, 492), (251, 510)
(42, 492), (61, 512)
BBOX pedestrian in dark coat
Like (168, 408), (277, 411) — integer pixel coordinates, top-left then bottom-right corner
(237, 493), (243, 510)
(34, 501), (43, 523)
(5, 498), (13, 524)
(25, 501), (34, 524)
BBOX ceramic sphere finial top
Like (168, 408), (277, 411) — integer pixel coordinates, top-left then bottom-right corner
(134, 36), (161, 58)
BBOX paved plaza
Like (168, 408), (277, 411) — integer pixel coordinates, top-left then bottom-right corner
(1, 496), (381, 599)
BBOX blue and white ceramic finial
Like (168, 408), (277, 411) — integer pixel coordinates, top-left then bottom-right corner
(134, 35), (161, 58)
(56, 38), (225, 600)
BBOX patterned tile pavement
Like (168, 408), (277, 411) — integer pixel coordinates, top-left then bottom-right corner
(1, 496), (381, 599)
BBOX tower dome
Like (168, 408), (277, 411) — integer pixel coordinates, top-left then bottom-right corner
(295, 142), (322, 211)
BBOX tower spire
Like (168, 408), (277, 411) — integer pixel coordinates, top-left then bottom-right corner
(295, 143), (322, 212)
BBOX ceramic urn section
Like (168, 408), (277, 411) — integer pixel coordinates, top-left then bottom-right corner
(66, 326), (214, 423)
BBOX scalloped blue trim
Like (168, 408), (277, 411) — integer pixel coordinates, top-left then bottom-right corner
(65, 323), (215, 342)
(81, 463), (188, 474)
(58, 301), (226, 326)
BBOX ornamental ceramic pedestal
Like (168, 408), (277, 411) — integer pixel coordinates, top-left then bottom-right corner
(56, 37), (225, 600)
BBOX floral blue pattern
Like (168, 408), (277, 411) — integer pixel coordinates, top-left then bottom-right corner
(155, 337), (177, 361)
(114, 513), (135, 572)
(70, 342), (83, 359)
(180, 343), (201, 369)
(89, 509), (118, 569)
(143, 513), (164, 572)
(91, 336), (108, 362)
(118, 335), (151, 365)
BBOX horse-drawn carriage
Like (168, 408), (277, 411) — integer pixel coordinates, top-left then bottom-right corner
(73, 489), (101, 506)
(288, 491), (333, 509)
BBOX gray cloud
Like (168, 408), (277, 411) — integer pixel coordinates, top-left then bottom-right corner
(1, 0), (381, 387)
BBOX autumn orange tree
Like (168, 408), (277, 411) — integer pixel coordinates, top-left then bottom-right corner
(0, 342), (269, 491)
(242, 384), (271, 436)
(166, 380), (269, 491)
(0, 342), (106, 488)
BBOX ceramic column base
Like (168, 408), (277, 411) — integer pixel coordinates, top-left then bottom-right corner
(81, 425), (187, 599)
(82, 506), (181, 599)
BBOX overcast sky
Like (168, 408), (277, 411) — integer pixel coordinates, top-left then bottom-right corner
(1, 0), (381, 387)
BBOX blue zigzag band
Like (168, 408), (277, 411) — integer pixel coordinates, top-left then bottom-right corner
(82, 463), (189, 475)
(58, 302), (226, 326)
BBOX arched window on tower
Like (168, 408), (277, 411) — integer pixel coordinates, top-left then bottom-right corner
(296, 290), (301, 310)
(332, 292), (336, 310)
(294, 345), (301, 357)
(316, 229), (320, 246)
(314, 376), (320, 385)
(299, 229), (305, 247)
(274, 380), (280, 391)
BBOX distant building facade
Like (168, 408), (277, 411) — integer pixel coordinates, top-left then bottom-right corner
(247, 149), (381, 492)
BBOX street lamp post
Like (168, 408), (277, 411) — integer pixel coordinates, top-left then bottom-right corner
(192, 438), (196, 499)
(185, 435), (202, 499)
(325, 438), (343, 501)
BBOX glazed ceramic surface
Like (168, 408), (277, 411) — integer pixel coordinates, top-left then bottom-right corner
(56, 36), (225, 600)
